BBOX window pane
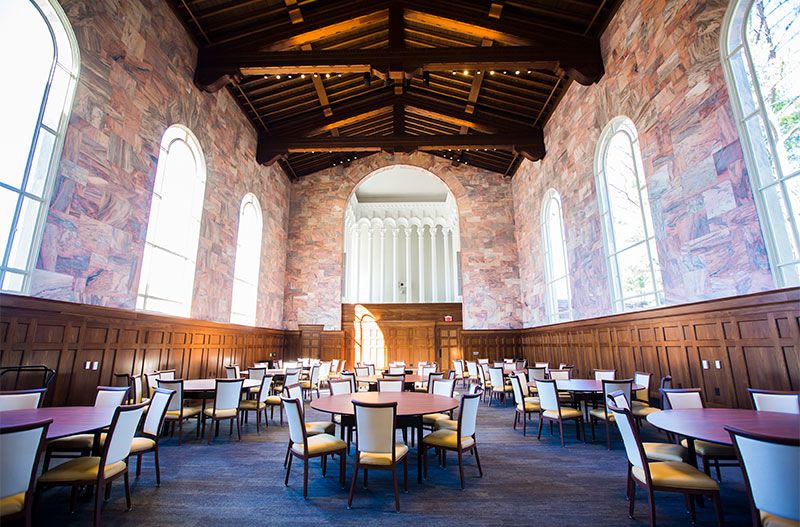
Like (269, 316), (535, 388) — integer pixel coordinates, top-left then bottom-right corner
(616, 243), (655, 301)
(25, 127), (55, 197)
(729, 49), (757, 117)
(0, 0), (55, 191)
(780, 262), (800, 285)
(624, 293), (657, 312)
(553, 276), (570, 320)
(7, 197), (41, 270)
(762, 183), (800, 264)
(144, 247), (190, 304)
(41, 65), (70, 130)
(745, 114), (779, 186)
(0, 187), (19, 261)
(605, 131), (646, 249)
(2, 270), (25, 292)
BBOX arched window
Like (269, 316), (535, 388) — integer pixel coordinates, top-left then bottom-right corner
(722, 0), (800, 287)
(136, 126), (207, 317)
(0, 0), (78, 292)
(541, 189), (572, 323)
(595, 117), (664, 312)
(230, 193), (263, 326)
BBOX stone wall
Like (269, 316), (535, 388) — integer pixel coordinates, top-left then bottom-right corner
(512, 0), (774, 327)
(284, 153), (521, 330)
(31, 0), (290, 328)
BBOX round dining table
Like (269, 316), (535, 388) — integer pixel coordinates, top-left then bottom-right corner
(182, 378), (261, 394)
(527, 379), (645, 393)
(0, 406), (116, 443)
(647, 408), (800, 467)
(355, 374), (426, 389)
(311, 392), (459, 482)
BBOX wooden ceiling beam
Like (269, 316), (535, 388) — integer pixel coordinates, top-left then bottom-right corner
(195, 45), (603, 92)
(284, 0), (303, 24)
(256, 131), (544, 164)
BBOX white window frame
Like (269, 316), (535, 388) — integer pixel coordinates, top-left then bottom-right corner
(136, 125), (207, 317)
(230, 193), (263, 326)
(0, 0), (79, 293)
(541, 188), (572, 323)
(721, 0), (800, 287)
(594, 116), (664, 313)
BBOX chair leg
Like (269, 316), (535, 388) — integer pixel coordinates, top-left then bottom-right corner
(340, 450), (346, 487)
(558, 419), (565, 448)
(711, 492), (725, 527)
(43, 451), (52, 472)
(605, 419), (611, 450)
(686, 494), (697, 523)
(473, 444), (483, 477)
(457, 450), (465, 490)
(647, 488), (657, 527)
(154, 446), (161, 486)
(513, 411), (518, 430)
(69, 485), (78, 513)
(347, 461), (359, 509)
(93, 482), (103, 527)
(403, 457), (408, 492)
(136, 454), (142, 477)
(714, 459), (722, 482)
(536, 417), (544, 440)
(303, 458), (309, 499)
(423, 444), (429, 478)
(628, 476), (636, 518)
(123, 472), (132, 511)
(285, 453), (293, 486)
(236, 415), (242, 440)
(392, 466), (400, 512)
(284, 444), (291, 467)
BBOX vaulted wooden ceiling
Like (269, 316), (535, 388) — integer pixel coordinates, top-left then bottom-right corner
(168, 0), (620, 179)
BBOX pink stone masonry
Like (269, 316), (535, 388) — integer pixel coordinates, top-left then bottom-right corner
(30, 0), (290, 328)
(512, 0), (774, 327)
(284, 153), (522, 330)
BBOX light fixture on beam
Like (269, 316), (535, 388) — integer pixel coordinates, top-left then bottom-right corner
(422, 71), (430, 87)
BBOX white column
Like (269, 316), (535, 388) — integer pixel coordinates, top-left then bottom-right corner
(444, 228), (452, 302)
(366, 227), (373, 302)
(391, 228), (398, 303)
(377, 228), (385, 302)
(417, 225), (425, 302)
(451, 232), (459, 300)
(431, 226), (438, 302)
(352, 228), (360, 302)
(344, 227), (351, 302)
(404, 227), (412, 303)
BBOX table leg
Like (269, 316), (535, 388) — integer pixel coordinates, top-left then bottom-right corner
(683, 437), (705, 506)
(417, 415), (423, 483)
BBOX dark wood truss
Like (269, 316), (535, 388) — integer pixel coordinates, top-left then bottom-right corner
(168, 0), (621, 179)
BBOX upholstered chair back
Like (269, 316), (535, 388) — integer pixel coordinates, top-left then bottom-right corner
(143, 388), (173, 436)
(0, 420), (50, 499)
(0, 389), (46, 411)
(105, 404), (147, 465)
(354, 402), (396, 454)
(157, 380), (184, 412)
(214, 379), (244, 411)
(95, 386), (129, 408)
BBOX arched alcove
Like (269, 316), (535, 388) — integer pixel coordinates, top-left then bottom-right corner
(342, 165), (462, 303)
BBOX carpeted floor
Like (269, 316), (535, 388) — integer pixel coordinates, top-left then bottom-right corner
(36, 395), (750, 526)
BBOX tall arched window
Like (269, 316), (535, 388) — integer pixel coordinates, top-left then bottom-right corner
(136, 126), (207, 317)
(722, 0), (800, 287)
(595, 117), (664, 312)
(230, 193), (263, 326)
(0, 0), (78, 292)
(541, 189), (572, 323)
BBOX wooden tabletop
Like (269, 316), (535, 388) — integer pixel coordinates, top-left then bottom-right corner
(310, 392), (458, 417)
(240, 369), (286, 377)
(0, 407), (116, 440)
(183, 379), (261, 392)
(356, 374), (426, 384)
(527, 379), (645, 392)
(647, 408), (800, 445)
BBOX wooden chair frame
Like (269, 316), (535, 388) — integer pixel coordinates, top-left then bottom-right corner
(608, 403), (724, 527)
(130, 387), (174, 485)
(536, 378), (585, 448)
(590, 379), (633, 449)
(748, 388), (800, 413)
(0, 418), (51, 527)
(156, 379), (201, 444)
(422, 392), (483, 489)
(510, 375), (540, 436)
(0, 388), (47, 410)
(201, 378), (244, 444)
(348, 400), (408, 512)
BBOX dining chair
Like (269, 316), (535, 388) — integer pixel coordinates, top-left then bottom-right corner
(465, 361), (479, 385)
(318, 361), (332, 388)
(365, 363), (377, 375)
(510, 374), (541, 436)
(301, 365), (321, 400)
(340, 371), (359, 393)
(144, 372), (160, 399)
(633, 372), (654, 406)
(422, 379), (457, 430)
(157, 370), (175, 381)
(37, 402), (147, 527)
(156, 379), (201, 444)
(329, 379), (355, 449)
(284, 361), (299, 370)
(354, 366), (370, 378)
(549, 369), (571, 380)
(658, 375), (673, 410)
(202, 378), (244, 444)
(594, 369), (616, 381)
(0, 388), (47, 411)
(224, 365), (240, 379)
(247, 367), (267, 395)
(330, 359), (340, 377)
(726, 425), (799, 527)
(111, 387), (173, 486)
(748, 389), (800, 414)
(589, 379), (633, 449)
(284, 383), (335, 438)
(239, 376), (277, 433)
(348, 400), (408, 512)
(488, 367), (512, 406)
(416, 371), (444, 393)
(534, 362), (549, 372)
(453, 360), (468, 387)
(388, 366), (406, 375)
(476, 364), (491, 402)
(527, 367), (547, 391)
(44, 386), (130, 470)
(422, 391), (483, 489)
(0, 418), (51, 527)
(663, 388), (738, 480)
(378, 378), (404, 392)
(536, 378), (584, 447)
(608, 401), (724, 527)
(477, 358), (489, 365)
(607, 391), (687, 463)
(284, 369), (302, 387)
(281, 397), (347, 499)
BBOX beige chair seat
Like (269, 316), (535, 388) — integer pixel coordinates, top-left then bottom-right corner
(414, 387), (429, 393)
(292, 434), (347, 456)
(543, 408), (582, 419)
(631, 399), (650, 408)
(39, 457), (126, 483)
(359, 443), (409, 465)
(434, 419), (458, 431)
(680, 439), (735, 457)
(265, 395), (281, 405)
(125, 397), (150, 405)
(589, 407), (614, 421)
(632, 406), (661, 418)
(48, 433), (94, 450)
(96, 434), (154, 454)
(524, 396), (540, 404)
(240, 400), (266, 410)
(643, 442), (687, 463)
(422, 412), (450, 425)
(305, 421), (335, 435)
(204, 407), (237, 418)
(0, 492), (24, 516)
(165, 406), (201, 419)
(761, 511), (800, 527)
(517, 401), (541, 412)
(422, 429), (474, 449)
(248, 387), (260, 394)
(494, 385), (513, 393)
(632, 461), (719, 491)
